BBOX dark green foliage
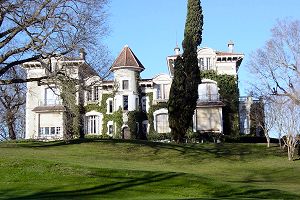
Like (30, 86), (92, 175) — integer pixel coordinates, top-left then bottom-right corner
(84, 94), (123, 137)
(146, 93), (168, 135)
(168, 0), (203, 143)
(127, 111), (147, 140)
(250, 100), (265, 137)
(184, 0), (204, 47)
(168, 57), (188, 142)
(201, 70), (239, 136)
(60, 79), (80, 140)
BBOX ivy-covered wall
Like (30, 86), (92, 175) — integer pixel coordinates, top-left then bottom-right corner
(201, 70), (240, 136)
(146, 92), (169, 135)
(60, 79), (81, 139)
(84, 93), (123, 138)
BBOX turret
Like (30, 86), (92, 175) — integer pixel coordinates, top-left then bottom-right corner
(174, 44), (180, 55)
(110, 45), (144, 111)
(228, 40), (234, 53)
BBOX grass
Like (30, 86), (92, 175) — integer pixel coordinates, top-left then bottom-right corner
(0, 139), (299, 199)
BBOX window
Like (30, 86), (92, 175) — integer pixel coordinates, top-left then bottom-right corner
(45, 87), (60, 106)
(199, 58), (204, 67)
(135, 97), (139, 110)
(122, 80), (129, 90)
(142, 123), (147, 134)
(198, 82), (219, 102)
(51, 127), (55, 135)
(45, 127), (49, 135)
(123, 95), (128, 111)
(87, 90), (92, 101)
(109, 125), (114, 135)
(206, 58), (211, 70)
(108, 100), (113, 113)
(56, 127), (61, 135)
(157, 85), (161, 99)
(39, 127), (61, 136)
(86, 115), (99, 134)
(94, 86), (99, 101)
(156, 114), (170, 133)
(141, 97), (147, 112)
(163, 84), (170, 99)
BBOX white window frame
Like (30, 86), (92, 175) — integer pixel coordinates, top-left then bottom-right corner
(122, 80), (129, 90)
(153, 108), (170, 133)
(85, 111), (102, 135)
(44, 87), (60, 106)
(106, 98), (114, 114)
(123, 95), (128, 111)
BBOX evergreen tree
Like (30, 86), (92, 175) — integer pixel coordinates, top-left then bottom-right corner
(184, 0), (203, 47)
(168, 0), (203, 143)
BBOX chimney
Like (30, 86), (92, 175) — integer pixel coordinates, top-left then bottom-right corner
(228, 40), (234, 53)
(79, 48), (86, 60)
(174, 44), (180, 55)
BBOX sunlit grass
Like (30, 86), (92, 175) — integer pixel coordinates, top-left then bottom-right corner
(0, 139), (299, 199)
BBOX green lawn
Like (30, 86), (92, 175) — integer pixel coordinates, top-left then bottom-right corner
(0, 139), (299, 199)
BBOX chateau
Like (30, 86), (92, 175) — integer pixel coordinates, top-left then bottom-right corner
(23, 42), (244, 140)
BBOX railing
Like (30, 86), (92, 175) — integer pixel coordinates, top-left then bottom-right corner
(198, 94), (220, 102)
(39, 99), (62, 106)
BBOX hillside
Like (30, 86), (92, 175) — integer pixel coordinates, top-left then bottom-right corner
(0, 139), (299, 199)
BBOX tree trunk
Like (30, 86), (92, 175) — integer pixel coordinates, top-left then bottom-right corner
(7, 121), (16, 140)
(266, 136), (270, 148)
(288, 146), (292, 161)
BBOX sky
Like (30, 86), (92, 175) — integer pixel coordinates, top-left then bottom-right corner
(104, 0), (300, 96)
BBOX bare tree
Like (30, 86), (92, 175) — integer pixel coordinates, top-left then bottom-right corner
(248, 19), (300, 105)
(0, 0), (109, 84)
(273, 98), (300, 161)
(250, 97), (276, 147)
(0, 67), (26, 140)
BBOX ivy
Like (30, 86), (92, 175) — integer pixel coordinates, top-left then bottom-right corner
(201, 70), (240, 136)
(127, 110), (147, 139)
(146, 92), (169, 135)
(60, 79), (81, 139)
(84, 93), (123, 138)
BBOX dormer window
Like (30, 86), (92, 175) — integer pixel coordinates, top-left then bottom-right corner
(122, 80), (129, 90)
(94, 86), (99, 101)
(86, 86), (100, 102)
(206, 58), (211, 70)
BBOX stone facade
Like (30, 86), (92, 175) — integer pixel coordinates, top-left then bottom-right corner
(23, 42), (244, 139)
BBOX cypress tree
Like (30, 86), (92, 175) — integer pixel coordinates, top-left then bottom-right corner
(168, 0), (203, 143)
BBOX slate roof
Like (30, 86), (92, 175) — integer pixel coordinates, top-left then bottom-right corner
(110, 45), (145, 72)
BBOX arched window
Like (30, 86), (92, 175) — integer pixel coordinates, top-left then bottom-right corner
(85, 115), (99, 134)
(198, 80), (219, 102)
(156, 113), (169, 133)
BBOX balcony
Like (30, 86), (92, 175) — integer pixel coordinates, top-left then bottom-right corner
(197, 94), (224, 107)
(33, 100), (65, 113)
(39, 99), (62, 106)
(198, 94), (220, 102)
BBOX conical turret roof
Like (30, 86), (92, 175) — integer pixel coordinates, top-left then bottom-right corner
(110, 45), (145, 72)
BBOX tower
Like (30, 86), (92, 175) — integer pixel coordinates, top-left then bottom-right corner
(110, 45), (144, 112)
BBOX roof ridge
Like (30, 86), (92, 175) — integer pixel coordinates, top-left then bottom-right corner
(110, 45), (144, 72)
(128, 47), (140, 67)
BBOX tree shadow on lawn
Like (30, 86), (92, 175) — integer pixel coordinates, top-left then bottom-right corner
(3, 171), (180, 199)
(2, 170), (299, 200)
(10, 139), (286, 161)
